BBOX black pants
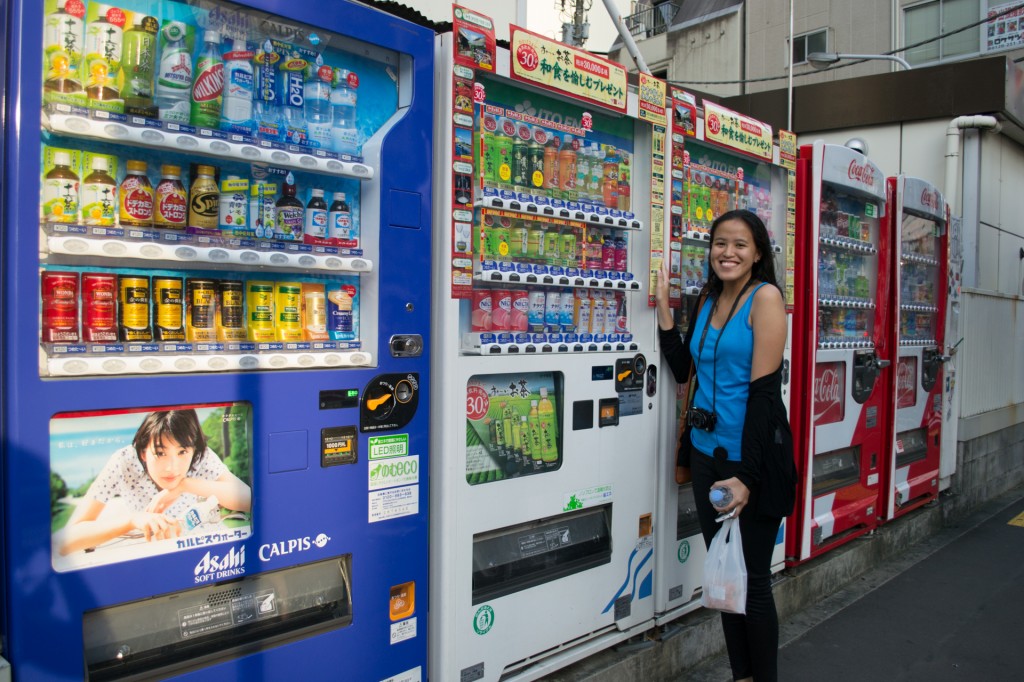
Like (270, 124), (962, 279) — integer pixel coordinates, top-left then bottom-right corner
(692, 449), (782, 682)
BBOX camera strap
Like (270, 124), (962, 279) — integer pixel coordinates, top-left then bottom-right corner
(695, 277), (756, 431)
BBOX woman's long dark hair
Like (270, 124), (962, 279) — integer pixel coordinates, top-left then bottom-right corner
(701, 209), (780, 298)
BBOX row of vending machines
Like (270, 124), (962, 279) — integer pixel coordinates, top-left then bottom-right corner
(0, 1), (951, 680)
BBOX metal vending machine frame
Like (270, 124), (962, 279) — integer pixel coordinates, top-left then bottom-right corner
(653, 92), (794, 623)
(881, 175), (948, 521)
(789, 141), (891, 565)
(2, 1), (433, 679)
(431, 12), (661, 681)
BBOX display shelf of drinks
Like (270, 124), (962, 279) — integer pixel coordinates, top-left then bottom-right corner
(818, 234), (877, 255)
(41, 221), (370, 274)
(898, 305), (938, 347)
(901, 252), (940, 267)
(816, 303), (875, 350)
(42, 342), (371, 377)
(476, 190), (643, 232)
(43, 105), (373, 182)
(475, 260), (641, 291)
(462, 331), (637, 356)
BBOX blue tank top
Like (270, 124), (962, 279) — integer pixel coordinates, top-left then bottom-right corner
(689, 283), (767, 461)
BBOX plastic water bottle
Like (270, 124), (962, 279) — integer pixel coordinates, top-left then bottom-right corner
(279, 54), (307, 145)
(330, 68), (359, 155)
(304, 54), (333, 149)
(709, 486), (733, 510)
(254, 39), (282, 142)
(221, 38), (254, 132)
(155, 21), (192, 123)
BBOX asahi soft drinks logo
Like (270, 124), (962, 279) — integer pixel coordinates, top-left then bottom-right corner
(897, 357), (918, 408)
(813, 362), (845, 425)
(847, 159), (876, 187)
(194, 545), (246, 584)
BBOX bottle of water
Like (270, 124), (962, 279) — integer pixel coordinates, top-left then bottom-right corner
(330, 68), (359, 155)
(254, 39), (282, 142)
(155, 21), (192, 123)
(709, 486), (733, 510)
(221, 38), (254, 133)
(304, 54), (333, 149)
(279, 53), (307, 145)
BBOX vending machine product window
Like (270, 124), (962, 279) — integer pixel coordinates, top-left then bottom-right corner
(49, 401), (253, 572)
(83, 555), (353, 681)
(471, 505), (612, 604)
(812, 445), (861, 495)
(899, 214), (942, 346)
(38, 0), (405, 377)
(465, 371), (563, 484)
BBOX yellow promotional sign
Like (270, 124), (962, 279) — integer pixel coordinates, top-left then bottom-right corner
(779, 129), (798, 170)
(702, 100), (773, 161)
(509, 27), (627, 113)
(638, 72), (667, 126)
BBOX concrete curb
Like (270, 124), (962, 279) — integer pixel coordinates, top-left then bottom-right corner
(542, 484), (1024, 682)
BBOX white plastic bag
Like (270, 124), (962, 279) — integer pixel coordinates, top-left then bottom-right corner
(701, 517), (747, 614)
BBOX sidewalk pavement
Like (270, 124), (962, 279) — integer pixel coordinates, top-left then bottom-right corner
(677, 484), (1024, 681)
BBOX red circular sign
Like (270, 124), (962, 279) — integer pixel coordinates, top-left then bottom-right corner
(707, 113), (721, 135)
(466, 386), (490, 421)
(516, 44), (539, 72)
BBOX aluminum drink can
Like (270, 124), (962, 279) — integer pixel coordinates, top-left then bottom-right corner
(41, 270), (80, 343)
(544, 291), (561, 331)
(186, 278), (217, 342)
(510, 289), (529, 331)
(118, 274), (152, 342)
(153, 276), (185, 341)
(470, 289), (492, 332)
(559, 290), (575, 332)
(527, 289), (546, 332)
(491, 289), (512, 331)
(81, 272), (118, 342)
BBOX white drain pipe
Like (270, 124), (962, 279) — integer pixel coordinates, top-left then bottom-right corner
(940, 114), (1000, 491)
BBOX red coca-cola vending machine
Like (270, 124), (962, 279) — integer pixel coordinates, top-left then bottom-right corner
(880, 176), (948, 520)
(789, 141), (891, 564)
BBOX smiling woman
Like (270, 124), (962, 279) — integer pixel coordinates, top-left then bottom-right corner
(656, 209), (794, 682)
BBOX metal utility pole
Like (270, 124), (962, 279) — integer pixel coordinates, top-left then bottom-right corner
(561, 0), (591, 47)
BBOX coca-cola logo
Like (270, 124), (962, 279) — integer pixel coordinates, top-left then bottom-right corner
(920, 188), (941, 211)
(897, 358), (917, 408)
(848, 159), (876, 187)
(813, 362), (845, 425)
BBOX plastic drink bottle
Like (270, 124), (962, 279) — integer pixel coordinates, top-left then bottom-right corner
(542, 135), (560, 196)
(44, 0), (84, 94)
(80, 156), (117, 226)
(221, 38), (254, 132)
(304, 55), (333, 149)
(122, 16), (158, 113)
(558, 135), (577, 201)
(588, 143), (603, 203)
(83, 4), (124, 102)
(512, 123), (530, 191)
(118, 160), (153, 227)
(280, 53), (307, 145)
(527, 400), (543, 465)
(275, 172), (304, 240)
(191, 30), (223, 128)
(330, 68), (359, 155)
(538, 387), (558, 462)
(575, 142), (591, 203)
(328, 192), (352, 242)
(527, 128), (544, 192)
(710, 486), (733, 509)
(155, 21), (192, 123)
(304, 188), (328, 239)
(254, 40), (282, 141)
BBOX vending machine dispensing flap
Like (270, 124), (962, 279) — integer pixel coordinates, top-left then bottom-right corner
(921, 348), (943, 392)
(851, 350), (882, 404)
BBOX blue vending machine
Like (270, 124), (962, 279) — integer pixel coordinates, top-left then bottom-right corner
(2, 0), (432, 679)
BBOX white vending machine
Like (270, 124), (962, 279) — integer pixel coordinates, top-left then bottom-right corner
(654, 92), (795, 623)
(430, 9), (665, 681)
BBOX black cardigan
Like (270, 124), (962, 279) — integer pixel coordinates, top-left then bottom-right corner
(659, 299), (796, 519)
